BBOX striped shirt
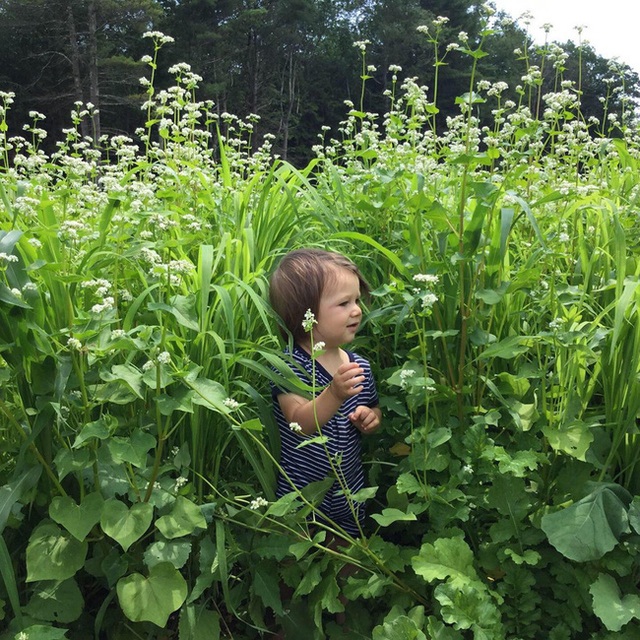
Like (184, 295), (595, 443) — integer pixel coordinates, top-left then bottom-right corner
(272, 344), (379, 535)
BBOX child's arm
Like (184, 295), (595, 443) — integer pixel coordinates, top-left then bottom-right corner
(277, 361), (366, 435)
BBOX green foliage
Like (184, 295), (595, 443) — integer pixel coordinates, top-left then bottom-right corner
(2, 14), (640, 640)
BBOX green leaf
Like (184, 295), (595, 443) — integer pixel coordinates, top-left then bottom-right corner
(178, 604), (221, 640)
(479, 336), (532, 360)
(100, 499), (154, 551)
(72, 415), (116, 448)
(629, 497), (640, 535)
(371, 508), (417, 527)
(26, 523), (88, 582)
(486, 476), (532, 520)
(189, 377), (228, 413)
(590, 573), (640, 632)
(373, 614), (428, 640)
(117, 562), (188, 627)
(155, 496), (206, 539)
(101, 363), (144, 399)
(412, 537), (478, 588)
(0, 466), (41, 534)
(149, 294), (199, 331)
(252, 561), (283, 614)
(434, 582), (501, 633)
(49, 492), (104, 541)
(107, 429), (156, 468)
(541, 486), (629, 561)
(11, 625), (69, 639)
(144, 540), (192, 570)
(543, 419), (594, 461)
(53, 448), (92, 481)
(24, 578), (84, 623)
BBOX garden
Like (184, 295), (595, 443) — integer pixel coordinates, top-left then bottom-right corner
(1, 14), (640, 640)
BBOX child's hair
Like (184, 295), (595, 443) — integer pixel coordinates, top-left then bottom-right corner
(269, 248), (370, 340)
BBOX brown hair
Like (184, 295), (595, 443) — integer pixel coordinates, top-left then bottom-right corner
(269, 248), (369, 341)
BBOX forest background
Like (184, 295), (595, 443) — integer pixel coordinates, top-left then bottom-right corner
(1, 0), (639, 165)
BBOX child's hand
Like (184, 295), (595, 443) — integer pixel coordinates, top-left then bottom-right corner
(348, 405), (381, 434)
(328, 362), (365, 401)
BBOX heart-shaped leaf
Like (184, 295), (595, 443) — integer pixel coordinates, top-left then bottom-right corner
(26, 523), (88, 582)
(117, 562), (188, 627)
(50, 492), (104, 541)
(156, 496), (206, 539)
(100, 499), (153, 551)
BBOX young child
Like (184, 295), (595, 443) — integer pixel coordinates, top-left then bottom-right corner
(269, 248), (382, 536)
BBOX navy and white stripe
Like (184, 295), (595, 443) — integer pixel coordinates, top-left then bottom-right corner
(272, 344), (379, 535)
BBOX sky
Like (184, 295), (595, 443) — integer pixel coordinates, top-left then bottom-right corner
(491, 0), (640, 74)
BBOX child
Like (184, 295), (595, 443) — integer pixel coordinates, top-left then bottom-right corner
(269, 248), (382, 536)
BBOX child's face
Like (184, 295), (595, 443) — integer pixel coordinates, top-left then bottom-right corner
(313, 268), (362, 348)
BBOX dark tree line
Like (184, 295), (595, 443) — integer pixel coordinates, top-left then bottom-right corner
(1, 0), (638, 165)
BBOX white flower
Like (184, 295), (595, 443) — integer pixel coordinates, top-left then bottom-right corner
(289, 422), (303, 434)
(413, 273), (439, 284)
(223, 397), (240, 410)
(175, 476), (188, 488)
(302, 309), (317, 332)
(421, 292), (438, 309)
(312, 341), (326, 352)
(250, 496), (269, 510)
(558, 232), (570, 243)
(142, 360), (155, 371)
(17, 633), (28, 640)
(549, 318), (563, 331)
(110, 329), (126, 340)
(157, 351), (171, 365)
(67, 337), (82, 351)
(0, 252), (18, 263)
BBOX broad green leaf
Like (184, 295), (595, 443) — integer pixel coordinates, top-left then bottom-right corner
(234, 418), (263, 431)
(486, 476), (532, 520)
(24, 578), (84, 623)
(372, 615), (427, 640)
(265, 492), (301, 517)
(0, 466), (41, 534)
(101, 363), (144, 399)
(53, 448), (92, 481)
(49, 492), (104, 541)
(590, 573), (640, 632)
(117, 562), (188, 627)
(396, 473), (423, 495)
(293, 560), (323, 597)
(155, 496), (206, 539)
(11, 625), (68, 639)
(629, 497), (640, 535)
(26, 523), (88, 582)
(149, 294), (199, 331)
(412, 537), (478, 588)
(371, 507), (417, 527)
(107, 429), (156, 468)
(100, 499), (154, 551)
(479, 336), (532, 360)
(178, 604), (221, 640)
(371, 508), (417, 527)
(252, 561), (283, 614)
(72, 416), (115, 448)
(434, 582), (501, 633)
(144, 540), (192, 569)
(543, 419), (594, 461)
(189, 377), (228, 413)
(541, 486), (629, 561)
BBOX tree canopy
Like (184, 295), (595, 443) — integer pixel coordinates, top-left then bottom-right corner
(1, 0), (637, 163)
